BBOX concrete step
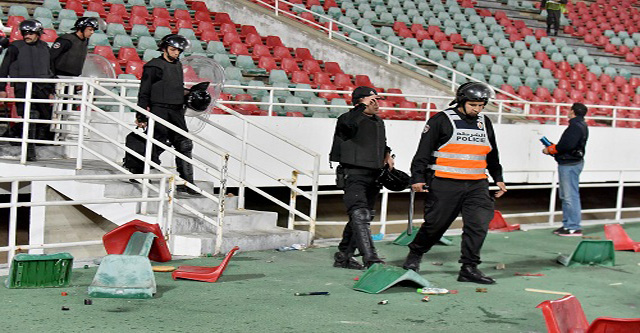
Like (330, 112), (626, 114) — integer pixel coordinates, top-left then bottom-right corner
(0, 144), (66, 160)
(170, 209), (278, 234)
(171, 227), (310, 255)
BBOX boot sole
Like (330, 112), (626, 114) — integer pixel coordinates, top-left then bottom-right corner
(457, 275), (496, 285)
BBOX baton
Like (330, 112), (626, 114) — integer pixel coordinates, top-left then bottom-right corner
(408, 187), (414, 236)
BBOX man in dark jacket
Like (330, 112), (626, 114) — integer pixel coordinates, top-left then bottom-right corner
(543, 103), (589, 236)
(329, 86), (394, 269)
(50, 17), (100, 77)
(132, 34), (198, 195)
(0, 19), (55, 161)
(402, 82), (507, 284)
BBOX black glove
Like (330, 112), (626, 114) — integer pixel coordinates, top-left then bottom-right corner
(135, 112), (148, 124)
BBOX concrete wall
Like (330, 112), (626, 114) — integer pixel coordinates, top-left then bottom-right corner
(205, 0), (451, 102)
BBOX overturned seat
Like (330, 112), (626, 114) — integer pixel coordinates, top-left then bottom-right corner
(557, 240), (615, 267)
(89, 232), (157, 299)
(353, 263), (432, 294)
(172, 246), (240, 283)
(604, 224), (640, 252)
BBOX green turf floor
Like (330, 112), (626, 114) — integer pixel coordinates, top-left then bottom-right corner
(1, 224), (639, 333)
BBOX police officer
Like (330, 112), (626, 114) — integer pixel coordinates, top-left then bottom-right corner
(133, 34), (198, 195)
(0, 19), (55, 161)
(329, 86), (394, 269)
(50, 17), (100, 77)
(402, 82), (507, 284)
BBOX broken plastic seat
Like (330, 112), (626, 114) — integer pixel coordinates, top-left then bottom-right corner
(604, 224), (640, 252)
(88, 232), (157, 299)
(392, 227), (453, 246)
(172, 246), (240, 283)
(352, 263), (433, 294)
(488, 210), (520, 232)
(557, 240), (615, 267)
(5, 253), (73, 289)
(537, 295), (640, 333)
(102, 219), (172, 262)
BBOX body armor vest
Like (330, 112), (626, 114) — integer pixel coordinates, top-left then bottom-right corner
(9, 40), (52, 79)
(145, 57), (184, 106)
(53, 33), (88, 76)
(331, 111), (387, 169)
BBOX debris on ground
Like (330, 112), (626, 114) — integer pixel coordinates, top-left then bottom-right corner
(152, 266), (176, 272)
(61, 292), (68, 296)
(450, 290), (459, 294)
(61, 306), (69, 311)
(277, 244), (306, 252)
(421, 296), (430, 302)
(514, 272), (545, 276)
(294, 292), (329, 296)
(495, 263), (506, 270)
(476, 288), (488, 293)
(378, 300), (388, 305)
(431, 262), (444, 266)
(417, 288), (450, 295)
(84, 299), (93, 305)
(353, 276), (359, 281)
(609, 282), (623, 286)
(582, 236), (601, 239)
(525, 288), (571, 295)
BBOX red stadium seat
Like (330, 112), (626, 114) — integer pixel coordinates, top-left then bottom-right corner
(109, 4), (128, 17)
(295, 48), (315, 61)
(87, 2), (107, 18)
(439, 41), (455, 52)
(244, 33), (263, 47)
(194, 11), (213, 22)
(333, 73), (354, 89)
(6, 16), (25, 29)
(386, 88), (406, 104)
(415, 30), (430, 41)
(200, 30), (219, 42)
(66, 0), (85, 16)
(229, 42), (249, 56)
(153, 8), (172, 20)
(233, 94), (258, 115)
(152, 17), (171, 30)
(191, 1), (209, 12)
(220, 23), (237, 35)
(318, 84), (340, 100)
(302, 60), (322, 75)
(280, 58), (300, 74)
(222, 32), (241, 46)
(10, 26), (24, 41)
(313, 72), (333, 86)
(41, 29), (57, 43)
(197, 21), (215, 34)
(241, 25), (259, 36)
(473, 45), (487, 56)
(94, 45), (117, 61)
(355, 75), (373, 87)
(324, 62), (343, 75)
(174, 9), (192, 21)
(131, 6), (151, 20)
(273, 46), (293, 60)
(118, 47), (142, 65)
(251, 44), (271, 60)
(176, 20), (193, 30)
(258, 56), (279, 71)
(214, 12), (233, 24)
(291, 71), (312, 84)
(266, 36), (284, 48)
(125, 61), (145, 79)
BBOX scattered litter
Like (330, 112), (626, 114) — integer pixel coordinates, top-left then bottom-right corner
(495, 263), (506, 270)
(504, 236), (509, 239)
(206, 253), (213, 257)
(378, 300), (388, 305)
(582, 236), (601, 240)
(84, 299), (93, 305)
(421, 296), (430, 302)
(431, 262), (444, 266)
(353, 276), (359, 281)
(277, 244), (306, 252)
(525, 288), (571, 296)
(609, 282), (623, 286)
(476, 288), (488, 293)
(266, 260), (274, 263)
(450, 290), (459, 294)
(152, 266), (176, 272)
(61, 292), (68, 296)
(417, 288), (449, 295)
(515, 272), (545, 277)
(294, 292), (329, 296)
(61, 306), (69, 311)
(372, 233), (384, 241)
(84, 265), (89, 269)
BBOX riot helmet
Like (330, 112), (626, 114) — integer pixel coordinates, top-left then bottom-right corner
(185, 82), (212, 112)
(158, 34), (190, 52)
(450, 82), (495, 107)
(19, 19), (44, 36)
(378, 167), (411, 192)
(73, 17), (102, 32)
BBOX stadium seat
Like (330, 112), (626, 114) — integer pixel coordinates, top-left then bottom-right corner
(125, 61), (145, 79)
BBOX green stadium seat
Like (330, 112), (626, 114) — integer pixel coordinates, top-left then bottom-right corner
(503, 49), (518, 58)
(488, 46), (502, 57)
(495, 56), (510, 67)
(538, 68), (553, 79)
(154, 27), (172, 40)
(403, 37), (419, 49)
(513, 41), (527, 51)
(9, 5), (29, 18)
(206, 41), (227, 55)
(519, 50), (533, 60)
(512, 58), (526, 68)
(507, 66), (521, 76)
(466, 36), (480, 45)
(58, 19), (76, 33)
(481, 37), (496, 47)
(293, 83), (316, 100)
(38, 18), (55, 29)
(581, 55), (595, 67)
(446, 51), (460, 62)
(131, 25), (151, 38)
(455, 62), (471, 74)
(89, 33), (111, 47)
(525, 77), (539, 90)
(597, 57), (610, 67)
(603, 30), (616, 38)
(107, 23), (127, 37)
(143, 49), (162, 62)
(269, 70), (289, 84)
(137, 36), (158, 52)
(83, 11), (101, 18)
(619, 68), (631, 80)
(44, 0), (62, 12)
(489, 74), (504, 87)
(550, 53), (564, 62)
(603, 67), (617, 77)
(623, 38), (636, 48)
(214, 54), (233, 68)
(178, 28), (197, 41)
(307, 97), (329, 114)
(428, 49), (444, 62)
(284, 96), (307, 114)
(566, 54), (580, 66)
(223, 80), (245, 95)
(479, 55), (493, 66)
(541, 79), (556, 92)
(149, 0), (167, 8)
(507, 75), (523, 89)
(472, 63), (488, 74)
(273, 82), (293, 98)
(427, 17), (441, 26)
(471, 73), (485, 82)
(588, 65), (603, 76)
(490, 64), (505, 75)
(327, 7), (343, 19)
(58, 9), (78, 21)
(529, 44), (543, 53)
(113, 35), (135, 49)
(410, 47), (426, 58)
(560, 46), (574, 56)
(34, 7), (54, 20)
(170, 0), (188, 9)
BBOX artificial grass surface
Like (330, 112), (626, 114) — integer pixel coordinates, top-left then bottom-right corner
(1, 224), (639, 332)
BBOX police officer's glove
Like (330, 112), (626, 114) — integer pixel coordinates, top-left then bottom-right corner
(135, 112), (148, 124)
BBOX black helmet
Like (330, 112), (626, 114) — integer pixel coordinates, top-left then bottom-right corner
(0, 36), (9, 54)
(450, 82), (495, 106)
(185, 82), (212, 111)
(19, 19), (44, 36)
(73, 17), (101, 32)
(158, 34), (190, 52)
(378, 167), (411, 192)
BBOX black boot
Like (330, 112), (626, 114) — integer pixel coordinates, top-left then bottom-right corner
(26, 144), (37, 162)
(177, 185), (202, 196)
(333, 252), (364, 270)
(351, 208), (384, 268)
(457, 264), (496, 284)
(402, 251), (423, 272)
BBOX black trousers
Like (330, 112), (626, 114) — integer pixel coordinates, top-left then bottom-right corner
(149, 104), (194, 183)
(546, 9), (561, 35)
(11, 85), (53, 141)
(337, 168), (380, 253)
(408, 177), (494, 265)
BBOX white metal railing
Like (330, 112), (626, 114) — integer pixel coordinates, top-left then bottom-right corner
(295, 168), (640, 236)
(83, 80), (640, 127)
(0, 173), (175, 263)
(250, 0), (525, 101)
(0, 77), (322, 248)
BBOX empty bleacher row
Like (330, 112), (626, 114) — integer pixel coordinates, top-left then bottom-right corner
(0, 0), (430, 120)
(258, 0), (640, 127)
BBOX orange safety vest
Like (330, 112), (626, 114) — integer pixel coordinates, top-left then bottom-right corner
(429, 109), (492, 180)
